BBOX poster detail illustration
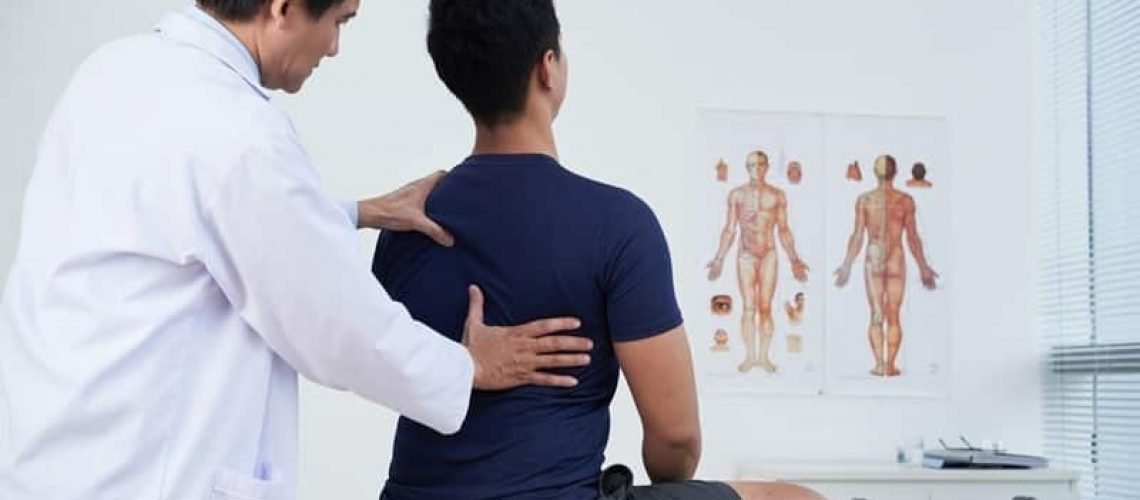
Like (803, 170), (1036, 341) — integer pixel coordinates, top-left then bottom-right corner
(692, 110), (950, 398)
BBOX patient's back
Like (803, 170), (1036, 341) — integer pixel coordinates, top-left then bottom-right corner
(372, 153), (681, 500)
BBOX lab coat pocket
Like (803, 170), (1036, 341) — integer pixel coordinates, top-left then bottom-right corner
(210, 468), (281, 500)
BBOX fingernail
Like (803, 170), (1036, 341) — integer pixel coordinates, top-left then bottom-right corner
(581, 355), (591, 364)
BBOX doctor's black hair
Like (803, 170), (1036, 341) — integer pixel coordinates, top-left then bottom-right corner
(196, 0), (345, 21)
(427, 0), (562, 126)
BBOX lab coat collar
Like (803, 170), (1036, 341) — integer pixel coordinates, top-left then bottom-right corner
(155, 8), (273, 100)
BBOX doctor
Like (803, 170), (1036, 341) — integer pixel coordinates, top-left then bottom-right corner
(0, 0), (592, 499)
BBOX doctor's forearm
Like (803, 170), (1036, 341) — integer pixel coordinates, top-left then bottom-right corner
(205, 152), (473, 434)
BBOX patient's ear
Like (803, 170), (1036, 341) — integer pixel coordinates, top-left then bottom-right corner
(536, 48), (568, 119)
(537, 49), (567, 92)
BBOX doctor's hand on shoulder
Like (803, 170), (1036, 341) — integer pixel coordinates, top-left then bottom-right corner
(356, 170), (455, 246)
(358, 170), (594, 390)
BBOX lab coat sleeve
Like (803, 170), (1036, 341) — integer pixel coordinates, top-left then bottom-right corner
(199, 136), (473, 435)
(339, 199), (359, 228)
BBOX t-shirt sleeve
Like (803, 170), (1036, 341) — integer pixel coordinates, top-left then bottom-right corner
(601, 192), (684, 343)
(371, 229), (396, 286)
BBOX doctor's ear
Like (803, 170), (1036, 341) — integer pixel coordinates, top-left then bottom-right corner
(268, 0), (296, 25)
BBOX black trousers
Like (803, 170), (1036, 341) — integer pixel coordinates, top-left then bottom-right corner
(380, 465), (742, 500)
(598, 465), (742, 500)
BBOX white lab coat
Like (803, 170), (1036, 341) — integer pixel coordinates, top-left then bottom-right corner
(0, 8), (473, 500)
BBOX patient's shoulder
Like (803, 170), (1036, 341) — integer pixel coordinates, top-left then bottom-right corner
(372, 227), (435, 285)
(560, 171), (659, 222)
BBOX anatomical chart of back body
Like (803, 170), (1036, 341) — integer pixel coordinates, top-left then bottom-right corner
(691, 110), (950, 398)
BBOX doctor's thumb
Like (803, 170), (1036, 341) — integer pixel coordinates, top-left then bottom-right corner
(419, 217), (455, 247)
(465, 285), (486, 330)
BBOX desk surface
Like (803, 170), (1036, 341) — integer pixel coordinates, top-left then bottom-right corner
(737, 461), (1080, 483)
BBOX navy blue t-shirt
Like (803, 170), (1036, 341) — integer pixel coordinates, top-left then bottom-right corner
(372, 154), (683, 500)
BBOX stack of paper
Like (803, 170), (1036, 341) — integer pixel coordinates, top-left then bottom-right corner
(922, 449), (1049, 469)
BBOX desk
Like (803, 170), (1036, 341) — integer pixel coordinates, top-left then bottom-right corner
(737, 462), (1079, 500)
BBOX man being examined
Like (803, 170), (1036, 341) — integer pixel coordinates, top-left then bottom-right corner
(372, 1), (824, 499)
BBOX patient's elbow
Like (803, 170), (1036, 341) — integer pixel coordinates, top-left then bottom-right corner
(643, 428), (702, 483)
(649, 426), (702, 461)
(667, 427), (702, 453)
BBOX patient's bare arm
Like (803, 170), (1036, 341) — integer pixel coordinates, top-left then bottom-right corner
(615, 326), (701, 483)
(616, 326), (826, 499)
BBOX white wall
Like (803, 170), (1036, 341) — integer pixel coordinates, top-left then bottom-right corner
(1, 1), (1040, 499)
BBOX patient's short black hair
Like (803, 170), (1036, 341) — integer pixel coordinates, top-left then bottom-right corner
(427, 0), (562, 126)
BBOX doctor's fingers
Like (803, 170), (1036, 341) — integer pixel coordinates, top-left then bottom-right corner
(512, 317), (583, 340)
(400, 170), (448, 198)
(532, 353), (591, 369)
(414, 215), (455, 247)
(528, 333), (593, 354)
(525, 372), (580, 388)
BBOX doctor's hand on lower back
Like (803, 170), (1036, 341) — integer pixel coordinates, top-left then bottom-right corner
(357, 171), (455, 247)
(462, 285), (592, 390)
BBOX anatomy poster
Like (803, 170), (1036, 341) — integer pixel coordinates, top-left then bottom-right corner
(693, 110), (949, 398)
(693, 110), (827, 396)
(823, 115), (950, 398)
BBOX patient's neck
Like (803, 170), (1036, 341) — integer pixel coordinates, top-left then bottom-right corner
(472, 114), (558, 161)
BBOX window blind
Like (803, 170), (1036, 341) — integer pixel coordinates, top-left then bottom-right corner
(1037, 0), (1140, 499)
